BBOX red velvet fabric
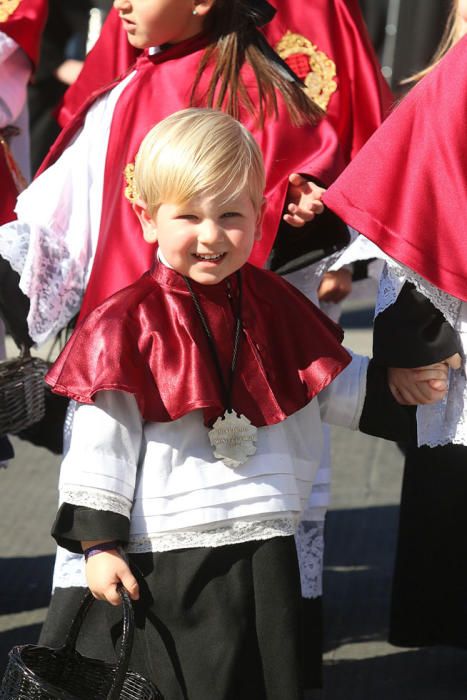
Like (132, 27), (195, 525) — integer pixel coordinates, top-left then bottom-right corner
(324, 36), (467, 302)
(46, 262), (351, 427)
(0, 0), (48, 68)
(263, 0), (394, 162)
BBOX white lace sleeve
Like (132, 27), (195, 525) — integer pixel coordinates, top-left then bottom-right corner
(0, 72), (136, 345)
(59, 391), (143, 518)
(375, 258), (467, 447)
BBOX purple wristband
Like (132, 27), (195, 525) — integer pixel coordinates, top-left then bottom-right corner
(83, 540), (120, 561)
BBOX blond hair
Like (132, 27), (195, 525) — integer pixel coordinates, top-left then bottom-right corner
(402, 0), (467, 84)
(134, 108), (265, 216)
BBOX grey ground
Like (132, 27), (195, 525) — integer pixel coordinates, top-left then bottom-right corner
(1, 303), (466, 699)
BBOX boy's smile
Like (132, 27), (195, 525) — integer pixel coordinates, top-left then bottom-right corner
(135, 189), (264, 285)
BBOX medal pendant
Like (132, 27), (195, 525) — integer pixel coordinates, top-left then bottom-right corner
(208, 410), (257, 468)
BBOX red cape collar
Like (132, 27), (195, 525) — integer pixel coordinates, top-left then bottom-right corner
(47, 262), (351, 427)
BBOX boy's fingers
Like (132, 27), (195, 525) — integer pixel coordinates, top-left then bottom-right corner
(105, 585), (122, 606)
(445, 353), (462, 370)
(120, 572), (140, 601)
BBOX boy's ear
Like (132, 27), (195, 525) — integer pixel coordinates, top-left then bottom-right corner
(133, 199), (158, 243)
(254, 197), (267, 241)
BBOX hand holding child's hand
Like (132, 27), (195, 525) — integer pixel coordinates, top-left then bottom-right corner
(388, 362), (452, 406)
(85, 550), (140, 606)
(283, 173), (325, 227)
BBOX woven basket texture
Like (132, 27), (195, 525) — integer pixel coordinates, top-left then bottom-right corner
(0, 355), (48, 434)
(0, 589), (163, 700)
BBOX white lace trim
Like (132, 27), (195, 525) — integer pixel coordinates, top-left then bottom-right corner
(295, 520), (324, 599)
(0, 221), (86, 344)
(375, 260), (462, 327)
(60, 486), (132, 518)
(127, 517), (298, 553)
(375, 261), (467, 447)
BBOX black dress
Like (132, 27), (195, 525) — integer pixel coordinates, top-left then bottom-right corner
(373, 283), (466, 648)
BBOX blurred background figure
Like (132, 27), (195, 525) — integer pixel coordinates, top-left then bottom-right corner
(0, 0), (47, 465)
(358, 0), (452, 91)
(28, 0), (113, 172)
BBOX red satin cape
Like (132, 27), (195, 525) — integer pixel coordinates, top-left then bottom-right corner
(46, 263), (351, 427)
(323, 36), (467, 302)
(38, 34), (343, 321)
(263, 0), (394, 162)
(55, 1), (392, 161)
(0, 0), (48, 68)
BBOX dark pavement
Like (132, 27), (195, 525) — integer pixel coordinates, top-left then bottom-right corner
(1, 310), (466, 699)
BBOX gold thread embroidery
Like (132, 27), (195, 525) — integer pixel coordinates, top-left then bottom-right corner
(0, 0), (21, 22)
(124, 162), (139, 203)
(275, 31), (337, 111)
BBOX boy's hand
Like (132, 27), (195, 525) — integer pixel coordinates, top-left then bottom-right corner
(85, 550), (140, 606)
(283, 173), (325, 227)
(388, 363), (451, 405)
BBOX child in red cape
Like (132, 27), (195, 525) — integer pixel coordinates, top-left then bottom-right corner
(42, 109), (446, 699)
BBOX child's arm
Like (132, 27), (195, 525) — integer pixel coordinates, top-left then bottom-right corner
(319, 353), (450, 444)
(51, 391), (143, 602)
(82, 540), (139, 606)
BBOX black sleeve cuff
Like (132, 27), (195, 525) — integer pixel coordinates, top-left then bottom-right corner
(51, 503), (130, 553)
(373, 282), (461, 367)
(269, 176), (350, 275)
(359, 360), (417, 443)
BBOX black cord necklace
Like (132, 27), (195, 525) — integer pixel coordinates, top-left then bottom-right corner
(182, 270), (257, 468)
(182, 271), (242, 413)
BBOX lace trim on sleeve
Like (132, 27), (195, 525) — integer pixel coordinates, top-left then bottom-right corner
(375, 260), (462, 327)
(295, 520), (325, 599)
(60, 486), (132, 519)
(0, 221), (85, 344)
(375, 261), (467, 448)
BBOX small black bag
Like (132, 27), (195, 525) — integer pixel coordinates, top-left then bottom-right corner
(0, 587), (163, 699)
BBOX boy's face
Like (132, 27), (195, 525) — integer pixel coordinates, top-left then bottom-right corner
(113, 0), (212, 49)
(135, 188), (264, 285)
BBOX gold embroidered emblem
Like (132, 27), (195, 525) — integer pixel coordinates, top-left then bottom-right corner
(123, 162), (139, 203)
(275, 31), (337, 111)
(0, 0), (21, 22)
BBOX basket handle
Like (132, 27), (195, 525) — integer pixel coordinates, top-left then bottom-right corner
(64, 584), (135, 699)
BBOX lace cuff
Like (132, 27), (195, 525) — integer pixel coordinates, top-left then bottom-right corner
(376, 260), (462, 327)
(295, 520), (325, 599)
(60, 485), (131, 519)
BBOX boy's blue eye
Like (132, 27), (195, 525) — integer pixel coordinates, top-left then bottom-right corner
(222, 212), (241, 219)
(177, 214), (197, 220)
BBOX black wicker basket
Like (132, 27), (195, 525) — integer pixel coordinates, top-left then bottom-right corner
(0, 349), (49, 435)
(0, 587), (163, 700)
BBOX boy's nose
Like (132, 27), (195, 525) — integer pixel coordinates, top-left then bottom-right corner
(197, 220), (222, 244)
